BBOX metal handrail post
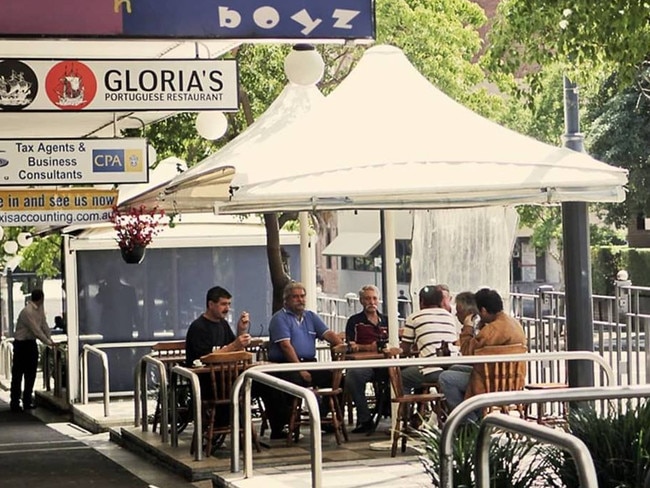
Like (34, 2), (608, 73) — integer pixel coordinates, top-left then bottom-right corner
(236, 370), (322, 488)
(81, 344), (110, 417)
(137, 355), (168, 443)
(170, 366), (202, 460)
(440, 384), (650, 488)
(476, 414), (597, 487)
(133, 357), (141, 428)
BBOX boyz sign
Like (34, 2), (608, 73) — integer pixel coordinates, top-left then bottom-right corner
(0, 0), (375, 40)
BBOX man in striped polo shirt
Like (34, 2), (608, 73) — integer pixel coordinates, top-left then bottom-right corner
(400, 285), (459, 394)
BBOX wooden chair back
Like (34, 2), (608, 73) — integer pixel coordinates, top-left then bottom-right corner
(200, 351), (254, 404)
(151, 340), (186, 359)
(473, 343), (527, 416)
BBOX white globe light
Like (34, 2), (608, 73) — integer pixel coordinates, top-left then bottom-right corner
(0, 226), (4, 241)
(284, 44), (325, 86)
(17, 232), (33, 247)
(3, 240), (18, 255)
(195, 112), (229, 140)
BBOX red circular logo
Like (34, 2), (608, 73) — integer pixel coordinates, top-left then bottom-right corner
(45, 61), (97, 110)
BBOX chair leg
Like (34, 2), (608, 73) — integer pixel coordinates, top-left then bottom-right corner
(329, 397), (343, 445)
(391, 403), (404, 457)
(287, 398), (301, 446)
(334, 397), (349, 442)
(152, 393), (162, 433)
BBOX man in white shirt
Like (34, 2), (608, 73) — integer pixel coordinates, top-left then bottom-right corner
(400, 285), (458, 393)
(11, 289), (53, 412)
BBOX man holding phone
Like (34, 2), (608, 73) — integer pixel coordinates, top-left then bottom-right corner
(185, 286), (252, 367)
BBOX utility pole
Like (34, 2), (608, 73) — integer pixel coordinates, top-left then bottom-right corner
(561, 76), (595, 388)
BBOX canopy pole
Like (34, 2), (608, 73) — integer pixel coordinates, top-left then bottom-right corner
(561, 76), (594, 389)
(299, 211), (317, 310)
(381, 211), (399, 347)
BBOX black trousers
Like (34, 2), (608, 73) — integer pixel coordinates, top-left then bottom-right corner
(11, 340), (39, 407)
(257, 367), (334, 435)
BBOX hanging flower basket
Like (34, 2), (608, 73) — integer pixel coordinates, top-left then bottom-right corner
(109, 205), (166, 264)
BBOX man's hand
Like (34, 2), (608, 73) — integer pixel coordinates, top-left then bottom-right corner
(237, 311), (250, 334)
(236, 333), (252, 349)
(299, 370), (312, 384)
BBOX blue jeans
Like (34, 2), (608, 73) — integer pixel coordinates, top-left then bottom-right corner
(437, 365), (472, 413)
(345, 367), (375, 424)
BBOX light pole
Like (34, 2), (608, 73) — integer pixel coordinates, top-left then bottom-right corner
(561, 76), (595, 388)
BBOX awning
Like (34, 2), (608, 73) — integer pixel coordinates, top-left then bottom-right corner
(322, 232), (380, 257)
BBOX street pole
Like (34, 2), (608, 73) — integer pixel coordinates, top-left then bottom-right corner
(561, 76), (595, 388)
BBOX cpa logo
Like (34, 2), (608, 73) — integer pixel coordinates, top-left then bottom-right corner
(93, 149), (143, 173)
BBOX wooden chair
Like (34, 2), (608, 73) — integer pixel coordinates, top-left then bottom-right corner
(287, 344), (349, 446)
(150, 340), (186, 434)
(198, 350), (260, 456)
(473, 343), (527, 418)
(384, 347), (445, 457)
(524, 382), (569, 425)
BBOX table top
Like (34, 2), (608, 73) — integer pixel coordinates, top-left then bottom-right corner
(344, 351), (385, 361)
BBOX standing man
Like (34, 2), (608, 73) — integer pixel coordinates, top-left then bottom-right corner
(185, 286), (252, 367)
(400, 285), (458, 394)
(437, 288), (526, 415)
(11, 289), (53, 412)
(264, 282), (342, 439)
(344, 284), (388, 433)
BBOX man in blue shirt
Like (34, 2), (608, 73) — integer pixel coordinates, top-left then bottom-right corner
(264, 282), (342, 439)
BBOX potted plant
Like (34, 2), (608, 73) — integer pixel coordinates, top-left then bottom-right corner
(109, 205), (166, 264)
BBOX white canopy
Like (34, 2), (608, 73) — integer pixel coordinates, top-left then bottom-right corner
(193, 44), (627, 214)
(161, 82), (324, 212)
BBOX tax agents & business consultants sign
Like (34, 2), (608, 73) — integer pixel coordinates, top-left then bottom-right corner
(0, 59), (238, 112)
(0, 138), (148, 185)
(0, 0), (374, 40)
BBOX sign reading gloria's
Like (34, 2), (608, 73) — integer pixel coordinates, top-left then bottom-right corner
(0, 0), (374, 40)
(0, 188), (117, 227)
(0, 59), (238, 112)
(0, 138), (148, 185)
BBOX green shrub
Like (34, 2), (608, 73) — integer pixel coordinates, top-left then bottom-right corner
(555, 401), (650, 488)
(418, 421), (563, 487)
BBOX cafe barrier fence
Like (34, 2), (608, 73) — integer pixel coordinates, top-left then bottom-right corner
(230, 350), (614, 488)
(442, 384), (650, 488)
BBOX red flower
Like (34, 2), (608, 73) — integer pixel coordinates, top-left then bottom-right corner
(109, 205), (166, 251)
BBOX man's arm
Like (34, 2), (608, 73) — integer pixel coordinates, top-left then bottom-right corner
(278, 339), (313, 383)
(221, 333), (252, 352)
(236, 311), (250, 335)
(323, 329), (343, 347)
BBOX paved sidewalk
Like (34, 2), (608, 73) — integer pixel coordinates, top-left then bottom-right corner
(0, 390), (209, 488)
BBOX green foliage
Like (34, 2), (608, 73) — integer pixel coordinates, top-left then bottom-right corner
(418, 421), (562, 487)
(584, 70), (650, 228)
(555, 401), (650, 488)
(19, 234), (62, 279)
(591, 246), (650, 293)
(487, 0), (650, 87)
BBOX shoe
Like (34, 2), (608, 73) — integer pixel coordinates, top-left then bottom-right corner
(320, 423), (336, 434)
(351, 421), (374, 434)
(23, 403), (36, 410)
(10, 405), (23, 413)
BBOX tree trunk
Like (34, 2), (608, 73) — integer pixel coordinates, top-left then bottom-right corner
(264, 213), (291, 313)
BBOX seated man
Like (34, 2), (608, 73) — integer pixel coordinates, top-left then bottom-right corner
(263, 281), (342, 440)
(344, 284), (388, 434)
(400, 285), (459, 393)
(437, 288), (526, 418)
(185, 286), (252, 367)
(185, 286), (252, 429)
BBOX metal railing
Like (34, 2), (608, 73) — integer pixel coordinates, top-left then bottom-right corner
(133, 354), (168, 443)
(475, 414), (597, 488)
(0, 337), (13, 379)
(230, 350), (613, 488)
(43, 341), (66, 399)
(81, 344), (110, 417)
(169, 365), (203, 460)
(440, 384), (650, 488)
